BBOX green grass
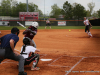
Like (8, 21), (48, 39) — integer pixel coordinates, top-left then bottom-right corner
(0, 26), (27, 30)
(0, 26), (100, 30)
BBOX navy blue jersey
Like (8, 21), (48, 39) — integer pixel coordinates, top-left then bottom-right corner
(0, 33), (19, 48)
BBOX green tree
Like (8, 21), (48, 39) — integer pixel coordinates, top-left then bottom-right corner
(61, 1), (73, 19)
(73, 3), (87, 20)
(11, 0), (18, 16)
(92, 11), (98, 18)
(0, 0), (43, 17)
(28, 3), (36, 12)
(87, 2), (95, 16)
(11, 0), (18, 7)
(38, 10), (43, 17)
(86, 10), (91, 17)
(28, 3), (43, 17)
(1, 0), (11, 16)
(11, 2), (27, 16)
(12, 2), (42, 17)
(0, 6), (2, 16)
(50, 4), (61, 18)
(97, 9), (100, 18)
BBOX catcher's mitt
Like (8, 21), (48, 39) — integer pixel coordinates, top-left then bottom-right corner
(90, 25), (92, 29)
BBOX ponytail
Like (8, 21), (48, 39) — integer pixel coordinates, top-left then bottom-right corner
(20, 45), (26, 55)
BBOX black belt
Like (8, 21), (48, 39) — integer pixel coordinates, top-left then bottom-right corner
(20, 53), (27, 55)
(0, 47), (5, 49)
(0, 47), (10, 49)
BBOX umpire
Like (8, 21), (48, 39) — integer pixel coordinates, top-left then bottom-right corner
(0, 27), (27, 75)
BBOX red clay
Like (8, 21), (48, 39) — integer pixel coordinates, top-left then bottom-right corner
(0, 29), (100, 75)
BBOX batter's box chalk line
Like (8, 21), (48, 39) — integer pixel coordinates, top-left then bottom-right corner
(1, 60), (11, 64)
(48, 55), (84, 68)
(48, 56), (71, 68)
(47, 55), (100, 70)
(14, 49), (20, 52)
(65, 57), (85, 75)
(40, 54), (47, 58)
(65, 55), (100, 75)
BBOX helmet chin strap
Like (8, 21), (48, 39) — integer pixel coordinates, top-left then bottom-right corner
(15, 32), (19, 36)
(17, 32), (19, 36)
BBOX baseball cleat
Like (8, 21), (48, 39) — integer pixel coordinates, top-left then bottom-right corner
(18, 71), (27, 75)
(90, 35), (93, 38)
(31, 67), (40, 70)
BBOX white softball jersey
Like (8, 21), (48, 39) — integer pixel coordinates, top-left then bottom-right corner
(84, 19), (89, 26)
(46, 20), (50, 23)
(20, 45), (36, 58)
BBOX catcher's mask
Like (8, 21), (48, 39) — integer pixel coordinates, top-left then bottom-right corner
(11, 27), (20, 36)
(23, 38), (31, 45)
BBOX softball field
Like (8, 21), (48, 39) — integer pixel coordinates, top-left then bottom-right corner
(0, 29), (100, 75)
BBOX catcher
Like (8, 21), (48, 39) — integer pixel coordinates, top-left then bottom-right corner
(20, 37), (40, 70)
(84, 17), (93, 38)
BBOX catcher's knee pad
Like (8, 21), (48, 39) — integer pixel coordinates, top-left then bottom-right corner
(34, 53), (40, 58)
(34, 53), (40, 62)
(33, 54), (40, 67)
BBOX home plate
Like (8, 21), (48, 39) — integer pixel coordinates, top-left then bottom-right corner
(40, 59), (52, 61)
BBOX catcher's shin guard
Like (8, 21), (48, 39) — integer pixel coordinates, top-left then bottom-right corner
(32, 54), (40, 68)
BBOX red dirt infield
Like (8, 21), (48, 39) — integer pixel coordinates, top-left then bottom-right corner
(0, 29), (100, 75)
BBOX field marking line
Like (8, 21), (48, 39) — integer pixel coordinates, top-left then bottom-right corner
(1, 61), (18, 64)
(1, 60), (11, 64)
(63, 55), (100, 58)
(65, 57), (85, 75)
(14, 49), (20, 52)
(40, 54), (47, 58)
(48, 55), (84, 68)
(63, 55), (85, 58)
(48, 56), (70, 67)
(49, 64), (71, 68)
(89, 56), (100, 58)
(48, 56), (63, 65)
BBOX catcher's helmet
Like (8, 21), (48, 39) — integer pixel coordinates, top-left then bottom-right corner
(11, 27), (19, 35)
(32, 22), (39, 28)
(23, 38), (30, 45)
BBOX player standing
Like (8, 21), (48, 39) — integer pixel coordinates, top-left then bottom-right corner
(0, 27), (27, 75)
(20, 38), (40, 70)
(45, 19), (51, 29)
(23, 22), (39, 48)
(7, 21), (10, 26)
(84, 17), (93, 38)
